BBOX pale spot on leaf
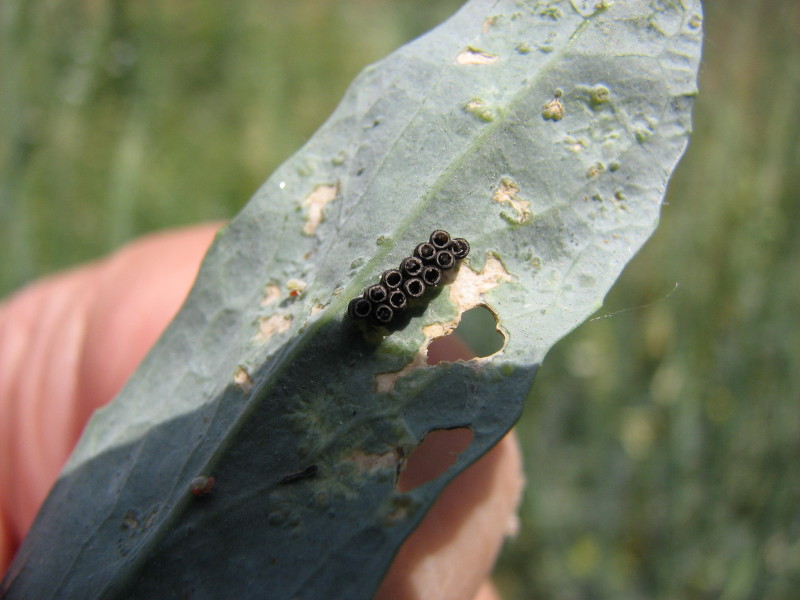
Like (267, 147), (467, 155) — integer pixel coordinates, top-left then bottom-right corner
(302, 183), (337, 235)
(456, 47), (498, 65)
(464, 98), (495, 122)
(375, 349), (429, 394)
(257, 314), (292, 342)
(261, 284), (280, 307)
(492, 177), (532, 223)
(233, 365), (254, 392)
(384, 496), (416, 525)
(448, 254), (513, 311)
(348, 448), (402, 475)
(481, 15), (498, 33)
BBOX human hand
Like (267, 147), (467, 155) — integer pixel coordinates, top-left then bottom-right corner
(0, 224), (523, 599)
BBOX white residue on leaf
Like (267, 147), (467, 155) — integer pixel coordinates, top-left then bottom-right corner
(374, 255), (512, 393)
(302, 183), (337, 235)
(456, 46), (498, 65)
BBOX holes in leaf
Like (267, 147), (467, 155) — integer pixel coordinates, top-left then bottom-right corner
(426, 305), (505, 365)
(396, 427), (473, 492)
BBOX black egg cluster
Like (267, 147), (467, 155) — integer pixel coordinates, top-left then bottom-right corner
(348, 230), (470, 325)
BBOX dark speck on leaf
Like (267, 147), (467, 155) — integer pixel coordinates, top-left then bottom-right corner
(279, 464), (319, 484)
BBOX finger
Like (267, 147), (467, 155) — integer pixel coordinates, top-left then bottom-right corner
(376, 431), (523, 600)
(0, 260), (102, 572)
(474, 580), (502, 600)
(74, 224), (222, 440)
(374, 312), (521, 600)
(0, 224), (219, 572)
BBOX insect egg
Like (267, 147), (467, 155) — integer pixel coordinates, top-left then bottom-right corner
(430, 230), (451, 249)
(400, 256), (423, 278)
(366, 284), (388, 304)
(388, 289), (407, 310)
(450, 238), (470, 259)
(348, 296), (372, 319)
(373, 304), (394, 324)
(435, 249), (455, 270)
(346, 230), (469, 325)
(403, 277), (425, 298)
(381, 269), (403, 290)
(422, 265), (442, 287)
(414, 242), (437, 262)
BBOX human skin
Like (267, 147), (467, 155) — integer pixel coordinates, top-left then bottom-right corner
(0, 224), (523, 599)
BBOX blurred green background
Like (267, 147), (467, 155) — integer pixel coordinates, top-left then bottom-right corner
(2, 0), (798, 598)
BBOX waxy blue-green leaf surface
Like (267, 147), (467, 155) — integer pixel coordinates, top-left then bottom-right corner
(2, 1), (702, 598)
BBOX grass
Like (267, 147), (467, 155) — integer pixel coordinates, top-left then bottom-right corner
(2, 0), (799, 597)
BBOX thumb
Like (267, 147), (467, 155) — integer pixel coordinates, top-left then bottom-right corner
(0, 224), (219, 572)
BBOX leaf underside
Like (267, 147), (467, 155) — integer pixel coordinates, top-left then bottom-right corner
(2, 1), (702, 598)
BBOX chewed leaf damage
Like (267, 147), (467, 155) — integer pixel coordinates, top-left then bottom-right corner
(456, 46), (499, 65)
(302, 183), (337, 235)
(374, 254), (511, 393)
(257, 314), (292, 342)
